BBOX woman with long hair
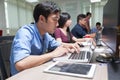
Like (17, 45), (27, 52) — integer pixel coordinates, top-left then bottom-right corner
(54, 12), (85, 43)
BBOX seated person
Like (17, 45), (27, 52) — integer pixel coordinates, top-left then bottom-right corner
(91, 22), (102, 33)
(54, 12), (86, 43)
(91, 22), (103, 46)
(10, 1), (80, 75)
(71, 14), (95, 38)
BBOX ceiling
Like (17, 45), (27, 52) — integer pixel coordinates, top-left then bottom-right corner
(24, 0), (108, 6)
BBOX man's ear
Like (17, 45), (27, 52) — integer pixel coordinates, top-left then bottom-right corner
(39, 15), (46, 23)
(79, 20), (81, 24)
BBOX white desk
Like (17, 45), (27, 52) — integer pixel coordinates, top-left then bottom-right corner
(6, 41), (110, 80)
(6, 61), (108, 80)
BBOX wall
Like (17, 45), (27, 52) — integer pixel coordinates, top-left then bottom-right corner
(0, 0), (108, 36)
(4, 0), (34, 35)
(0, 0), (6, 36)
(51, 0), (107, 29)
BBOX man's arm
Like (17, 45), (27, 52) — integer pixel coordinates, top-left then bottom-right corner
(15, 45), (68, 71)
(85, 33), (96, 38)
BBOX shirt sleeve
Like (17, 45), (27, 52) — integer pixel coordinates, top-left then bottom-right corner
(11, 27), (32, 63)
(47, 33), (61, 51)
(54, 28), (61, 39)
(91, 28), (97, 33)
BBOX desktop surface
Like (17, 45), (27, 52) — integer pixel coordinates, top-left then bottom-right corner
(108, 62), (120, 80)
(6, 61), (108, 80)
(44, 61), (96, 78)
(6, 42), (111, 80)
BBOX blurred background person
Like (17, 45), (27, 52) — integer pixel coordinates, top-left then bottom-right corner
(85, 12), (92, 33)
(54, 12), (86, 43)
(71, 14), (95, 38)
(91, 22), (102, 33)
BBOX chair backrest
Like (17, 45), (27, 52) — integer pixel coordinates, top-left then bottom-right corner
(0, 48), (8, 80)
(0, 37), (13, 80)
(0, 36), (14, 43)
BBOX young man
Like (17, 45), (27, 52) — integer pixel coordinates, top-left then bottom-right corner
(10, 1), (80, 75)
(71, 14), (95, 38)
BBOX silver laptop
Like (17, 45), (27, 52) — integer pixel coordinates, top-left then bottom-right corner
(44, 61), (96, 78)
(53, 41), (95, 63)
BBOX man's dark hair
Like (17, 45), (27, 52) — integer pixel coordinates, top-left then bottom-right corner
(86, 12), (91, 16)
(58, 12), (71, 28)
(33, 1), (61, 23)
(77, 14), (86, 23)
(96, 22), (101, 26)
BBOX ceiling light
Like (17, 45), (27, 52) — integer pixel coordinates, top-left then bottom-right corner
(90, 0), (101, 3)
(25, 0), (38, 3)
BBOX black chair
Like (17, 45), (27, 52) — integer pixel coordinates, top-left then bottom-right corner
(0, 40), (12, 80)
(0, 49), (8, 80)
(0, 36), (14, 43)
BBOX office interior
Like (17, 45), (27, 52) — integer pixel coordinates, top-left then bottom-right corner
(0, 0), (107, 36)
(0, 0), (120, 80)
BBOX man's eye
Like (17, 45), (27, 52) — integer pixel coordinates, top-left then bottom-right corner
(53, 18), (58, 21)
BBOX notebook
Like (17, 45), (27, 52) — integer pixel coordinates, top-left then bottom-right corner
(44, 61), (96, 78)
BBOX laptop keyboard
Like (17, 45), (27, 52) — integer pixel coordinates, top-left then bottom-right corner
(68, 51), (91, 60)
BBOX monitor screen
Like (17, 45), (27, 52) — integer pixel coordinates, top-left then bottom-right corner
(102, 27), (117, 54)
(102, 0), (120, 60)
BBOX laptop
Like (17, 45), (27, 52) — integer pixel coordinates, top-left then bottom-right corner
(53, 40), (95, 63)
(44, 61), (96, 78)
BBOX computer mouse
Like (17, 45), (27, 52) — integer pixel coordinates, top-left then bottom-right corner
(78, 44), (84, 47)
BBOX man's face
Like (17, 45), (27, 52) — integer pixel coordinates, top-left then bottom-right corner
(87, 15), (91, 19)
(44, 13), (60, 34)
(97, 25), (102, 31)
(80, 18), (87, 26)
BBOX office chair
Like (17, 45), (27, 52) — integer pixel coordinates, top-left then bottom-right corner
(0, 41), (12, 80)
(0, 49), (8, 80)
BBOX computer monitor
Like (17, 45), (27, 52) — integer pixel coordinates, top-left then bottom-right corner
(102, 0), (120, 63)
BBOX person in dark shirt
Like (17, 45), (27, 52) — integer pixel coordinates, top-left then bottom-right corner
(71, 14), (95, 38)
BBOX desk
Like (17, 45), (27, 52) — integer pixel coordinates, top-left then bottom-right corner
(107, 62), (120, 80)
(6, 42), (109, 80)
(6, 61), (108, 80)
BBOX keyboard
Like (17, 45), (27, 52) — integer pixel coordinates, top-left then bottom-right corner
(53, 50), (92, 63)
(68, 51), (91, 60)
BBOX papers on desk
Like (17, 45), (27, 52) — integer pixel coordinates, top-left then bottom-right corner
(94, 47), (106, 53)
(80, 41), (92, 46)
(79, 38), (91, 46)
(81, 42), (91, 46)
(94, 46), (113, 53)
